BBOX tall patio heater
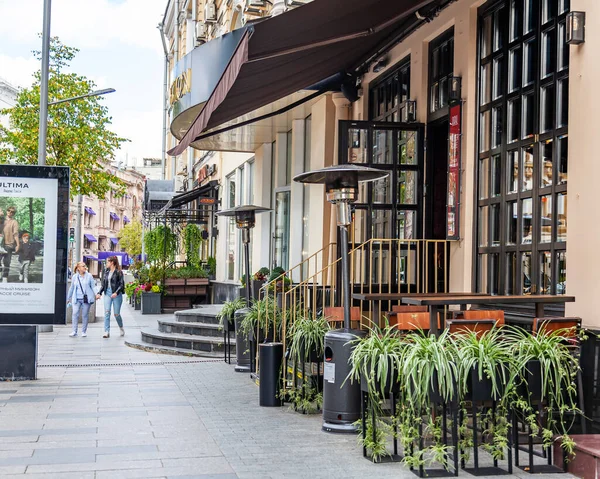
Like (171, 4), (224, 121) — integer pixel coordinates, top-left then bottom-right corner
(216, 205), (271, 373)
(294, 164), (388, 433)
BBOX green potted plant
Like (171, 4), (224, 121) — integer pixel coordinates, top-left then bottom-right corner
(252, 267), (270, 299)
(205, 256), (216, 280)
(217, 297), (246, 333)
(239, 294), (283, 343)
(125, 281), (138, 305)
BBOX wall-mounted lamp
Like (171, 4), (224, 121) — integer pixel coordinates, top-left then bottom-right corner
(402, 100), (417, 123)
(566, 11), (585, 45)
(449, 76), (462, 103)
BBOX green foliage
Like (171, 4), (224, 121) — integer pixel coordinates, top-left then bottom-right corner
(216, 297), (246, 330)
(144, 225), (177, 264)
(206, 256), (216, 276)
(289, 314), (330, 362)
(239, 295), (283, 338)
(182, 223), (202, 268)
(150, 285), (161, 293)
(356, 413), (393, 462)
(165, 265), (207, 279)
(124, 281), (138, 298)
(253, 267), (270, 281)
(117, 219), (142, 258)
(268, 267), (286, 282)
(0, 37), (127, 199)
(0, 198), (45, 240)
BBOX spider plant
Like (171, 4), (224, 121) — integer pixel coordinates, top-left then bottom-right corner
(452, 328), (514, 402)
(239, 294), (284, 340)
(289, 314), (330, 362)
(216, 297), (246, 330)
(504, 324), (582, 456)
(401, 329), (459, 406)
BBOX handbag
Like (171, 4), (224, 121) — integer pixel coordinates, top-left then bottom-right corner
(77, 275), (89, 304)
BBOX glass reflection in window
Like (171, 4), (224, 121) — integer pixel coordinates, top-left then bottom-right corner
(522, 94), (534, 139)
(507, 201), (518, 244)
(557, 251), (567, 294)
(373, 176), (391, 204)
(492, 155), (501, 197)
(492, 107), (503, 149)
(400, 132), (418, 165)
(491, 253), (500, 294)
(508, 150), (519, 193)
(558, 79), (569, 128)
(522, 252), (532, 294)
(522, 198), (533, 243)
(541, 84), (555, 133)
(480, 110), (491, 152)
(558, 21), (569, 71)
(558, 135), (568, 184)
(348, 128), (368, 163)
(523, 39), (534, 86)
(397, 210), (416, 240)
(480, 206), (489, 247)
(510, 0), (521, 42)
(481, 63), (491, 106)
(524, 0), (534, 34)
(540, 195), (552, 243)
(540, 251), (552, 294)
(543, 0), (557, 24)
(506, 251), (517, 295)
(491, 204), (501, 246)
(522, 146), (534, 191)
(508, 98), (521, 143)
(480, 158), (490, 199)
(541, 140), (554, 187)
(479, 254), (489, 293)
(373, 130), (393, 164)
(509, 46), (522, 93)
(557, 193), (567, 242)
(398, 171), (417, 204)
(372, 209), (391, 239)
(493, 57), (503, 99)
(542, 28), (556, 78)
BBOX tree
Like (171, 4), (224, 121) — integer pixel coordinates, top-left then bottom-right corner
(117, 219), (143, 258)
(0, 37), (127, 198)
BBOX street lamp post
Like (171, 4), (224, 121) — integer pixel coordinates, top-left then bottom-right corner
(37, 0), (52, 166)
(294, 164), (388, 433)
(216, 205), (271, 373)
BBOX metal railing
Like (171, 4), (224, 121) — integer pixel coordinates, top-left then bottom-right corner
(256, 238), (453, 383)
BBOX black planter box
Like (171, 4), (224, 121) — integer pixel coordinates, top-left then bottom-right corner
(428, 369), (458, 405)
(141, 292), (161, 315)
(467, 364), (506, 402)
(360, 362), (400, 396)
(223, 314), (235, 333)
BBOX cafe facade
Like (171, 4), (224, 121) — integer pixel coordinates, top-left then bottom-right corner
(163, 0), (600, 333)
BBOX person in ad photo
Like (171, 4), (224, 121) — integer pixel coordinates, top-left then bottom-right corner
(0, 199), (45, 284)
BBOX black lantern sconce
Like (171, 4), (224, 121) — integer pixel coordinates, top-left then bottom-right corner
(566, 11), (586, 45)
(402, 100), (417, 123)
(449, 76), (462, 103)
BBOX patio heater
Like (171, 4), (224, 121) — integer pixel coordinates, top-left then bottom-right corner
(216, 205), (271, 373)
(294, 164), (388, 433)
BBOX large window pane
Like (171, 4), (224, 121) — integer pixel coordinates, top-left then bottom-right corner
(557, 251), (567, 294)
(540, 251), (552, 294)
(372, 209), (391, 239)
(506, 251), (518, 295)
(492, 107), (503, 149)
(522, 146), (534, 191)
(398, 170), (417, 204)
(492, 154), (501, 197)
(559, 0), (570, 14)
(479, 254), (489, 292)
(522, 252), (532, 294)
(557, 193), (567, 242)
(481, 63), (491, 105)
(543, 0), (557, 24)
(491, 253), (500, 294)
(558, 135), (568, 184)
(507, 201), (518, 244)
(542, 28), (557, 78)
(480, 157), (490, 199)
(373, 176), (391, 204)
(493, 10), (504, 52)
(523, 39), (535, 86)
(274, 191), (291, 270)
(510, 0), (521, 42)
(558, 21), (569, 71)
(480, 110), (491, 152)
(541, 84), (555, 133)
(522, 93), (534, 139)
(348, 128), (368, 163)
(482, 15), (492, 58)
(540, 195), (553, 243)
(524, 0), (534, 34)
(480, 206), (489, 247)
(373, 130), (393, 164)
(491, 204), (501, 246)
(522, 198), (533, 243)
(509, 46), (522, 93)
(508, 150), (519, 193)
(397, 210), (416, 240)
(400, 132), (418, 165)
(493, 56), (504, 99)
(286, 130), (292, 185)
(541, 140), (554, 187)
(508, 98), (521, 143)
(558, 78), (569, 128)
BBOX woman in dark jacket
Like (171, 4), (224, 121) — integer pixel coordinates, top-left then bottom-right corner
(96, 256), (125, 338)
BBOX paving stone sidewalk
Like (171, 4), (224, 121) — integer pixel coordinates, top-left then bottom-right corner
(0, 301), (576, 478)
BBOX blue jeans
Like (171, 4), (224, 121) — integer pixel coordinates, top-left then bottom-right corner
(103, 287), (123, 332)
(72, 300), (91, 334)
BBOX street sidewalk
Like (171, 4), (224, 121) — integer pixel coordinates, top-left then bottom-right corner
(0, 300), (575, 478)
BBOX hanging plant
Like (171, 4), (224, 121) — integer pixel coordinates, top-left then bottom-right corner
(182, 223), (202, 268)
(144, 225), (177, 264)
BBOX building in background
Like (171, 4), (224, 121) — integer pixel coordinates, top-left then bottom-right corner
(132, 157), (163, 180)
(0, 78), (18, 151)
(69, 165), (145, 276)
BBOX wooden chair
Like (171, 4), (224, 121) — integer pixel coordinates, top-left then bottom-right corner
(391, 305), (429, 313)
(387, 312), (435, 332)
(446, 319), (498, 336)
(453, 309), (505, 326)
(532, 316), (581, 336)
(323, 306), (362, 329)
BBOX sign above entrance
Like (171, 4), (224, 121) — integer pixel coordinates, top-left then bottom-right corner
(447, 103), (461, 240)
(197, 164), (216, 184)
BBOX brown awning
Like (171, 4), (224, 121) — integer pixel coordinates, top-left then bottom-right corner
(168, 0), (437, 157)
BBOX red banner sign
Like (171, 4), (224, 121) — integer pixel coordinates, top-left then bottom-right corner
(447, 104), (461, 240)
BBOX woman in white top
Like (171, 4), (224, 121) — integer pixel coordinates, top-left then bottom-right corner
(66, 261), (96, 337)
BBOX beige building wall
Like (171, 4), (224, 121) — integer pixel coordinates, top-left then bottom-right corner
(565, 0), (597, 327)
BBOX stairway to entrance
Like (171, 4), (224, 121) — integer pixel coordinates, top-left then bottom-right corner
(125, 305), (234, 359)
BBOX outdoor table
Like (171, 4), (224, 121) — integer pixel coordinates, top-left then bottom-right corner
(351, 292), (487, 328)
(400, 294), (576, 335)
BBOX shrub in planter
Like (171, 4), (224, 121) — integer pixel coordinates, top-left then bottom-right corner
(239, 295), (284, 343)
(217, 297), (246, 332)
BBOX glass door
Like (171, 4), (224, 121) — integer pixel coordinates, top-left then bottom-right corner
(273, 189), (290, 271)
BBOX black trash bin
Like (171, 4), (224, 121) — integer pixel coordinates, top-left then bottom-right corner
(234, 308), (251, 372)
(259, 342), (283, 407)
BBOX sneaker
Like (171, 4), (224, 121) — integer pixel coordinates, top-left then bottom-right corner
(18, 274), (23, 281)
(81, 332), (87, 337)
(119, 327), (125, 337)
(102, 332), (110, 338)
(69, 332), (77, 337)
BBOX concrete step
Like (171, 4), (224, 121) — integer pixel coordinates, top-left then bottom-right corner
(158, 319), (222, 337)
(125, 338), (224, 359)
(140, 328), (235, 355)
(174, 306), (223, 325)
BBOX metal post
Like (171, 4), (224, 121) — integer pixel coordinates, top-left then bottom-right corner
(37, 0), (52, 166)
(339, 224), (351, 330)
(74, 194), (83, 263)
(243, 228), (251, 304)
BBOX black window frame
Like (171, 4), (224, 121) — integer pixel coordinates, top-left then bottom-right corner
(429, 28), (455, 123)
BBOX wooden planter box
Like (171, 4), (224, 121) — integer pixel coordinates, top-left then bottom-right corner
(141, 292), (161, 315)
(165, 278), (186, 286)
